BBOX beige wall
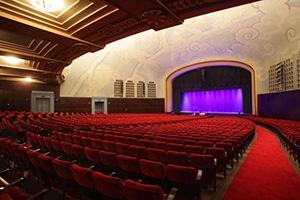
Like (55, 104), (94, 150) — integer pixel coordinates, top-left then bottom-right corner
(60, 0), (300, 98)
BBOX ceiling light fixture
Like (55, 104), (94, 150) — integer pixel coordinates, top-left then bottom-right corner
(24, 77), (33, 83)
(31, 0), (64, 13)
(1, 56), (24, 65)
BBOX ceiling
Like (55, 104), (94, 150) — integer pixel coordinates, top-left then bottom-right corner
(0, 0), (259, 83)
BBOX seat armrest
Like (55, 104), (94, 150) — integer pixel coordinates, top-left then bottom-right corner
(166, 187), (178, 200)
(28, 188), (49, 200)
(89, 165), (95, 169)
(43, 152), (51, 156)
(196, 169), (202, 181)
(109, 171), (117, 176)
(0, 168), (11, 175)
(0, 177), (25, 191)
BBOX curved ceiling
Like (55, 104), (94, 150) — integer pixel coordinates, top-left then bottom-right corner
(0, 0), (259, 83)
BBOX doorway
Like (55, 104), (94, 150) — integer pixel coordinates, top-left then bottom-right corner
(95, 101), (104, 113)
(91, 97), (107, 114)
(31, 91), (54, 112)
(36, 97), (51, 112)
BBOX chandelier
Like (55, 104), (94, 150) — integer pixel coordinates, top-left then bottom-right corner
(31, 0), (64, 13)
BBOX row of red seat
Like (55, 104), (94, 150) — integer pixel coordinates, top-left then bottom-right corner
(1, 136), (202, 200)
(245, 115), (300, 167)
(27, 132), (222, 184)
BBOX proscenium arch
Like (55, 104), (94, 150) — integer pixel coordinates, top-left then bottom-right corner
(165, 60), (257, 114)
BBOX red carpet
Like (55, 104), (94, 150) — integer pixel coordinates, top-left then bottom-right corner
(223, 125), (300, 200)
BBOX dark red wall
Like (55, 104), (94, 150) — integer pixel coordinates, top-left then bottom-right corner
(55, 97), (91, 113)
(258, 90), (300, 121)
(0, 80), (59, 111)
(107, 98), (164, 113)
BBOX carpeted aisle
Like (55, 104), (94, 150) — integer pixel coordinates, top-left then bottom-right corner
(223, 125), (300, 200)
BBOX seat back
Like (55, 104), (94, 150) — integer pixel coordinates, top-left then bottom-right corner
(51, 159), (73, 180)
(166, 164), (197, 186)
(124, 180), (165, 200)
(117, 155), (140, 174)
(70, 164), (93, 189)
(139, 159), (165, 180)
(167, 150), (189, 165)
(92, 172), (124, 199)
(146, 148), (167, 163)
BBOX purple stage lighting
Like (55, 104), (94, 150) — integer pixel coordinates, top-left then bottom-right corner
(181, 88), (243, 114)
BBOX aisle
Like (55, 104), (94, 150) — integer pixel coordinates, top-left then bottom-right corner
(223, 125), (300, 200)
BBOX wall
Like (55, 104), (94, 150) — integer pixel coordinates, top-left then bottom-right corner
(107, 98), (164, 113)
(60, 0), (300, 98)
(0, 80), (91, 113)
(55, 97), (91, 113)
(0, 80), (59, 111)
(258, 90), (300, 121)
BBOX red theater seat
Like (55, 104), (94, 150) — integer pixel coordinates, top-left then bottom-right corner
(167, 151), (189, 165)
(70, 164), (94, 189)
(124, 180), (165, 200)
(92, 171), (124, 199)
(139, 159), (166, 181)
(147, 148), (167, 163)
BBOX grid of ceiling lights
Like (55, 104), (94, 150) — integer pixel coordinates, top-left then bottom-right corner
(31, 0), (64, 13)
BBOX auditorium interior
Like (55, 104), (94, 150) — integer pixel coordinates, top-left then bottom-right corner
(0, 0), (300, 199)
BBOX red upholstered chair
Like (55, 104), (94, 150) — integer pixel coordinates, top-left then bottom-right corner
(166, 164), (201, 200)
(185, 145), (204, 154)
(205, 147), (227, 177)
(71, 144), (86, 162)
(128, 145), (147, 158)
(52, 159), (78, 198)
(51, 159), (73, 182)
(27, 150), (42, 176)
(92, 171), (124, 199)
(38, 154), (59, 187)
(146, 148), (167, 163)
(115, 142), (130, 155)
(215, 142), (234, 168)
(139, 139), (152, 147)
(64, 134), (73, 143)
(90, 139), (103, 150)
(84, 147), (101, 166)
(103, 140), (116, 152)
(51, 140), (63, 155)
(70, 164), (94, 190)
(117, 155), (140, 179)
(126, 137), (139, 145)
(72, 135), (82, 145)
(139, 159), (166, 182)
(81, 137), (92, 147)
(167, 151), (189, 165)
(152, 141), (168, 150)
(61, 142), (73, 160)
(43, 137), (54, 153)
(189, 153), (216, 191)
(99, 150), (119, 172)
(166, 143), (185, 152)
(198, 141), (214, 148)
(124, 180), (165, 200)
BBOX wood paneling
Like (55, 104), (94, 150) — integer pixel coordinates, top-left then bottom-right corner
(0, 80), (59, 111)
(55, 97), (91, 113)
(107, 98), (164, 113)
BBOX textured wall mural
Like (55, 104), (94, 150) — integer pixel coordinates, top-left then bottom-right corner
(60, 0), (300, 97)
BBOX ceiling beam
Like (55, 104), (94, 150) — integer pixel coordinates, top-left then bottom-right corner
(0, 47), (71, 65)
(151, 0), (183, 24)
(0, 64), (59, 74)
(0, 15), (104, 52)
